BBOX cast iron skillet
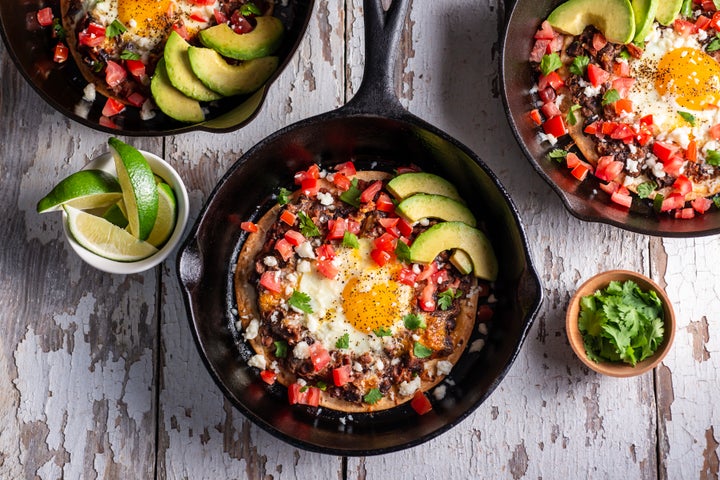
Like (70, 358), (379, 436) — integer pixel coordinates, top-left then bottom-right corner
(0, 0), (313, 136)
(501, 0), (720, 237)
(177, 0), (542, 455)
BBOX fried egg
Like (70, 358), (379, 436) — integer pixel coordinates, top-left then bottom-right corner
(628, 24), (720, 150)
(297, 238), (416, 355)
(90, 0), (219, 58)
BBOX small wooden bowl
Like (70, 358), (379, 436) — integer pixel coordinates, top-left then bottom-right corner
(566, 270), (676, 377)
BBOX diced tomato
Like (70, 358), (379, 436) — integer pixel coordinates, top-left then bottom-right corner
(213, 8), (228, 24)
(190, 0), (216, 5)
(686, 140), (698, 162)
(279, 210), (296, 226)
(288, 384), (321, 407)
(172, 22), (190, 40)
(541, 101), (561, 118)
(534, 20), (555, 40)
(78, 29), (105, 48)
(598, 181), (620, 195)
(309, 343), (331, 372)
(373, 232), (397, 252)
(332, 172), (352, 191)
(691, 197), (713, 214)
(189, 11), (207, 22)
(275, 237), (294, 261)
(346, 219), (361, 235)
(230, 10), (253, 33)
(360, 180), (383, 203)
(125, 59), (146, 78)
(376, 192), (395, 213)
(259, 271), (282, 293)
(663, 156), (685, 177)
(592, 32), (607, 52)
(378, 217), (400, 237)
(626, 43), (644, 58)
(612, 77), (635, 98)
(397, 267), (418, 286)
(640, 115), (653, 126)
(370, 248), (393, 266)
(542, 115), (566, 138)
(53, 42), (68, 63)
(570, 162), (591, 181)
(476, 304), (494, 323)
(240, 221), (258, 232)
(397, 217), (414, 237)
(284, 229), (306, 247)
(301, 177), (319, 196)
(395, 164), (422, 174)
(710, 123), (720, 140)
(101, 97), (125, 117)
(529, 108), (543, 126)
(696, 14), (712, 29)
(652, 141), (679, 162)
(37, 7), (54, 27)
(410, 391), (433, 415)
(675, 207), (696, 219)
(529, 39), (551, 62)
(565, 152), (581, 168)
(712, 12), (720, 30)
(126, 92), (145, 108)
(661, 192), (686, 212)
(334, 161), (357, 177)
(431, 268), (449, 285)
(416, 261), (439, 282)
(260, 370), (277, 385)
(587, 63), (610, 87)
(610, 190), (632, 208)
(537, 71), (564, 90)
(332, 365), (352, 387)
(315, 244), (335, 261)
(326, 217), (347, 240)
(584, 121), (600, 135)
(610, 123), (634, 141)
(419, 283), (436, 312)
(674, 18), (698, 36)
(672, 175), (693, 195)
(316, 259), (339, 279)
(614, 98), (633, 115)
(703, 0), (717, 12)
(548, 34), (564, 53)
(99, 116), (118, 129)
(601, 121), (618, 135)
(538, 86), (556, 103)
(594, 156), (624, 182)
(612, 60), (630, 77)
(105, 60), (127, 88)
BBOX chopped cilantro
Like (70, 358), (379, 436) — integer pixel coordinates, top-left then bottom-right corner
(706, 149), (720, 166)
(539, 53), (562, 76)
(92, 60), (104, 73)
(240, 2), (262, 16)
(274, 340), (288, 358)
(120, 49), (140, 60)
(300, 385), (309, 393)
(52, 18), (66, 40)
(277, 187), (291, 205)
(413, 342), (433, 359)
(437, 288), (462, 311)
(708, 35), (720, 53)
(339, 178), (361, 207)
(373, 326), (392, 337)
(106, 19), (127, 38)
(297, 211), (320, 237)
(713, 195), (720, 209)
(678, 111), (696, 126)
(619, 49), (632, 60)
(335, 333), (350, 349)
(653, 193), (665, 213)
(601, 89), (620, 106)
(637, 181), (657, 199)
(316, 381), (328, 391)
(566, 104), (581, 126)
(569, 55), (590, 76)
(288, 290), (313, 313)
(578, 280), (665, 366)
(547, 149), (568, 162)
(403, 313), (426, 330)
(394, 240), (412, 263)
(341, 231), (359, 248)
(363, 388), (383, 404)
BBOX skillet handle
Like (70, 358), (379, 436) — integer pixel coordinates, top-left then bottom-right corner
(343, 0), (411, 117)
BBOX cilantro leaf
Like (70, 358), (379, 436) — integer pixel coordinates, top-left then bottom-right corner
(240, 2), (262, 16)
(437, 288), (462, 311)
(363, 388), (383, 404)
(602, 89), (620, 106)
(341, 231), (359, 248)
(403, 313), (426, 330)
(637, 181), (657, 199)
(106, 19), (127, 38)
(52, 18), (66, 40)
(373, 326), (392, 337)
(316, 381), (328, 391)
(120, 49), (140, 60)
(569, 55), (590, 76)
(619, 49), (632, 60)
(678, 111), (696, 126)
(413, 342), (433, 359)
(547, 149), (568, 162)
(277, 187), (291, 206)
(653, 193), (665, 213)
(288, 290), (313, 314)
(297, 211), (320, 237)
(539, 53), (562, 76)
(339, 178), (361, 207)
(274, 340), (288, 358)
(708, 35), (720, 53)
(714, 195), (720, 209)
(706, 149), (720, 166)
(394, 240), (412, 263)
(566, 104), (581, 126)
(335, 333), (350, 349)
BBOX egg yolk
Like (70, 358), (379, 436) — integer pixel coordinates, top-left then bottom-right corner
(117, 0), (172, 38)
(342, 276), (407, 334)
(656, 47), (720, 110)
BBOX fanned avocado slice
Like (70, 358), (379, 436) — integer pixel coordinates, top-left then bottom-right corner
(198, 16), (284, 61)
(547, 0), (636, 44)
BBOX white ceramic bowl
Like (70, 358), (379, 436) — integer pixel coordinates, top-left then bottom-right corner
(61, 150), (189, 274)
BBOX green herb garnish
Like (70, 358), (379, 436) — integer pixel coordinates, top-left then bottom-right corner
(708, 35), (720, 53)
(363, 388), (383, 404)
(566, 104), (581, 126)
(437, 288), (462, 311)
(637, 181), (657, 199)
(602, 89), (621, 106)
(619, 49), (632, 60)
(339, 178), (361, 207)
(106, 19), (127, 38)
(335, 333), (350, 349)
(539, 53), (562, 76)
(706, 149), (720, 166)
(52, 18), (66, 40)
(316, 381), (328, 391)
(547, 149), (568, 162)
(297, 211), (320, 237)
(274, 340), (288, 358)
(653, 193), (665, 213)
(288, 290), (313, 313)
(300, 385), (309, 393)
(373, 326), (392, 337)
(403, 313), (426, 330)
(713, 195), (720, 209)
(120, 49), (140, 60)
(341, 231), (359, 248)
(277, 187), (291, 205)
(579, 279), (665, 366)
(240, 2), (262, 16)
(678, 111), (696, 126)
(413, 342), (433, 359)
(569, 55), (590, 76)
(394, 240), (412, 263)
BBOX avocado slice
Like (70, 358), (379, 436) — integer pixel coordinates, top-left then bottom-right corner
(386, 172), (463, 202)
(396, 193), (477, 226)
(547, 0), (636, 44)
(409, 222), (498, 281)
(164, 31), (223, 102)
(632, 0), (659, 42)
(187, 47), (279, 97)
(449, 249), (473, 275)
(151, 58), (205, 123)
(198, 16), (284, 61)
(655, 0), (683, 25)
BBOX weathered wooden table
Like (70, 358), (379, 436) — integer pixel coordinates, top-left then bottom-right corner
(2, 0), (719, 478)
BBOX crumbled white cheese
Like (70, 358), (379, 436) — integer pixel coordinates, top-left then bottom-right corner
(399, 376), (421, 397)
(583, 84), (602, 97)
(469, 338), (486, 353)
(375, 359), (385, 371)
(317, 191), (334, 206)
(433, 385), (447, 401)
(248, 354), (267, 370)
(538, 132), (558, 146)
(82, 83), (96, 102)
(293, 341), (310, 359)
(478, 323), (489, 335)
(243, 319), (259, 341)
(263, 256), (278, 267)
(140, 99), (156, 121)
(297, 259), (311, 273)
(353, 362), (364, 372)
(419, 218), (430, 226)
(436, 360), (453, 376)
(296, 241), (316, 258)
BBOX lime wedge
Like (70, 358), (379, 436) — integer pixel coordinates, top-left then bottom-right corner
(108, 138), (159, 241)
(146, 183), (177, 248)
(64, 205), (158, 261)
(102, 201), (129, 228)
(37, 169), (122, 213)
